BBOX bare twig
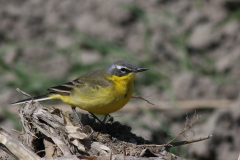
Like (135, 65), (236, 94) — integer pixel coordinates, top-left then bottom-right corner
(16, 88), (32, 98)
(137, 135), (211, 147)
(138, 115), (204, 147)
(35, 150), (45, 154)
(167, 135), (212, 147)
(131, 95), (154, 105)
(12, 129), (23, 134)
(163, 115), (201, 147)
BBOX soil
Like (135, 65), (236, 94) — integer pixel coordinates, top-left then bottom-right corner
(0, 0), (240, 160)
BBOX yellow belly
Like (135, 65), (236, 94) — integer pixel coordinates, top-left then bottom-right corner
(52, 74), (135, 115)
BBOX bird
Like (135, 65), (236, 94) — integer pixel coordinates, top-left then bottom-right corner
(11, 60), (148, 127)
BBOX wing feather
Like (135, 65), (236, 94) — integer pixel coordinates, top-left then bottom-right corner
(47, 70), (111, 95)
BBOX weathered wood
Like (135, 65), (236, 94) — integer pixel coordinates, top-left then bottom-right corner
(0, 128), (41, 160)
(1, 89), (209, 159)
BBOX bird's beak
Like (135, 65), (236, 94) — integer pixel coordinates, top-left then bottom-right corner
(133, 68), (148, 73)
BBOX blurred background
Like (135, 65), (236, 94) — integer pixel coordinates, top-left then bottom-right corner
(0, 0), (240, 159)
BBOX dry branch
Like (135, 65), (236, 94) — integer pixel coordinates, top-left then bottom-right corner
(168, 135), (212, 147)
(0, 89), (212, 160)
(138, 135), (211, 148)
(0, 99), (187, 160)
(131, 95), (154, 105)
(164, 114), (201, 147)
(138, 114), (211, 148)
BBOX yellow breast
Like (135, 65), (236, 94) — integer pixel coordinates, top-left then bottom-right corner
(57, 73), (136, 115)
(103, 73), (135, 114)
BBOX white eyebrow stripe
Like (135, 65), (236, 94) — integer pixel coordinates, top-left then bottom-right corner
(115, 65), (125, 69)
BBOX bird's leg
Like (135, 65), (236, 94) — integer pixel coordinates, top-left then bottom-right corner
(71, 107), (83, 128)
(88, 112), (104, 125)
(102, 115), (108, 123)
(102, 114), (114, 124)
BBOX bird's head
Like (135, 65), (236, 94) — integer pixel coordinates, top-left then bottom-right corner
(104, 60), (148, 80)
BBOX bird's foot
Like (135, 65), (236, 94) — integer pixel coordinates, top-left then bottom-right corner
(102, 114), (114, 124)
(88, 112), (105, 125)
(88, 113), (114, 125)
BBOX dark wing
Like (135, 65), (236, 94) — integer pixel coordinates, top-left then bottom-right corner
(48, 70), (111, 95)
(47, 81), (81, 95)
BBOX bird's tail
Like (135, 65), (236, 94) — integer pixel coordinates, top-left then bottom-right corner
(11, 94), (51, 105)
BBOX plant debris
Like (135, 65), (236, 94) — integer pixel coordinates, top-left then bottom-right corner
(0, 91), (211, 159)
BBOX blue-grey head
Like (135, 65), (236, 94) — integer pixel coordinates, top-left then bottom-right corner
(104, 60), (148, 77)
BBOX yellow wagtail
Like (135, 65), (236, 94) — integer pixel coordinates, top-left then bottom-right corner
(11, 60), (148, 127)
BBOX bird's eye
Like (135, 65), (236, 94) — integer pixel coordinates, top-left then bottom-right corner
(121, 68), (126, 72)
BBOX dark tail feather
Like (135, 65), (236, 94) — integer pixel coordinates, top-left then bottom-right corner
(11, 94), (51, 105)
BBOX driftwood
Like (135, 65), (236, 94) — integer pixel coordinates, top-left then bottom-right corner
(0, 90), (212, 159)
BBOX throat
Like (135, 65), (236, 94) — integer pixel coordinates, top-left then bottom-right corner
(107, 74), (135, 98)
(111, 73), (136, 85)
(113, 78), (134, 98)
